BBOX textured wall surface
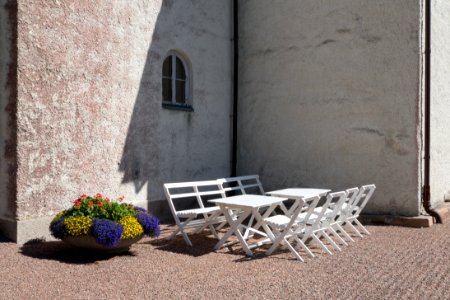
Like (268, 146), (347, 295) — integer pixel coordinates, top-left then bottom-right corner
(0, 0), (17, 221)
(15, 0), (232, 222)
(430, 0), (450, 208)
(237, 0), (422, 216)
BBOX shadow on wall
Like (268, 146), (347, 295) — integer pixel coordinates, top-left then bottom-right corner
(118, 0), (229, 219)
(118, 1), (167, 213)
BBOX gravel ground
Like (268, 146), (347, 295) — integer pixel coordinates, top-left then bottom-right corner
(0, 221), (449, 300)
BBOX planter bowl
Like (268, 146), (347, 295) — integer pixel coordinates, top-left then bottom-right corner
(63, 235), (144, 253)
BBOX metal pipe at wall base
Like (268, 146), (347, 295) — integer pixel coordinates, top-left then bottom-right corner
(423, 0), (443, 224)
(422, 186), (444, 224)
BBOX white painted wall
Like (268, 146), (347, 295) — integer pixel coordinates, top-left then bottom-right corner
(237, 0), (422, 216)
(430, 0), (450, 208)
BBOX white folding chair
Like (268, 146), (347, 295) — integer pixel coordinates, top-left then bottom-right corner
(342, 184), (376, 237)
(302, 191), (348, 255)
(163, 180), (226, 246)
(264, 196), (318, 262)
(330, 187), (360, 243)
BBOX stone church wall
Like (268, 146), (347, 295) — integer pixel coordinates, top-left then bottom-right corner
(7, 0), (232, 242)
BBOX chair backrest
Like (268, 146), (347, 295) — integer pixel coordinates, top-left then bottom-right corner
(299, 192), (337, 233)
(352, 184), (376, 216)
(341, 187), (360, 218)
(217, 175), (264, 196)
(290, 195), (316, 224)
(319, 191), (348, 226)
(163, 180), (225, 217)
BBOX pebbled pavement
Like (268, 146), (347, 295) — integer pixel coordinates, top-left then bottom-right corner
(0, 221), (448, 299)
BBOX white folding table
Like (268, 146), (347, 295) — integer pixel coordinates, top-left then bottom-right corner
(267, 188), (331, 199)
(209, 194), (287, 257)
(266, 188), (331, 215)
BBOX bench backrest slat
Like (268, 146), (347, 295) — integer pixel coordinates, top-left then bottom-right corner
(164, 180), (225, 216)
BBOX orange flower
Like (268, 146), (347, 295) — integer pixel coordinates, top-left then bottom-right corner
(80, 194), (87, 199)
(97, 201), (102, 208)
(96, 193), (103, 199)
(88, 201), (93, 207)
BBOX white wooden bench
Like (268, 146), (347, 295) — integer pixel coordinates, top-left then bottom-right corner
(163, 180), (226, 246)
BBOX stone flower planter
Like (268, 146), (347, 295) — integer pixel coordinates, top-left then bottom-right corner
(50, 194), (160, 253)
(63, 235), (145, 253)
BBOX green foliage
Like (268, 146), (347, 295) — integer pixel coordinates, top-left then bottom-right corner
(107, 202), (135, 221)
(61, 194), (136, 222)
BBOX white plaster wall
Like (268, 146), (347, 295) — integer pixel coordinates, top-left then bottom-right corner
(430, 0), (450, 208)
(15, 0), (232, 221)
(238, 0), (422, 216)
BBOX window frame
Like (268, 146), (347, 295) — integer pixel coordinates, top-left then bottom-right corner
(162, 51), (193, 112)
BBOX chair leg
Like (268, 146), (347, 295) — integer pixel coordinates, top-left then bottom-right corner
(265, 230), (286, 256)
(322, 231), (341, 252)
(243, 214), (255, 239)
(294, 236), (315, 258)
(180, 230), (193, 247)
(335, 223), (355, 243)
(354, 218), (370, 235)
(209, 224), (220, 239)
(328, 226), (348, 246)
(284, 238), (304, 262)
(192, 221), (210, 235)
(345, 220), (363, 238)
(311, 232), (333, 255)
(208, 212), (223, 239)
(169, 227), (181, 240)
(216, 209), (235, 230)
(171, 217), (195, 246)
(266, 230), (305, 262)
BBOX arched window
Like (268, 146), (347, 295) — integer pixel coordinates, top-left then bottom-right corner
(162, 51), (192, 111)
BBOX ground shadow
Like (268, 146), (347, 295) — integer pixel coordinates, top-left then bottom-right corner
(0, 234), (12, 243)
(145, 232), (218, 257)
(20, 240), (136, 264)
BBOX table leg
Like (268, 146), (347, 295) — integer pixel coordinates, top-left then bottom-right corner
(214, 206), (253, 256)
(251, 203), (279, 236)
(252, 207), (276, 241)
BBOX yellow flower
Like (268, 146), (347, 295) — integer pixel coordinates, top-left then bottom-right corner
(65, 216), (92, 236)
(119, 216), (144, 239)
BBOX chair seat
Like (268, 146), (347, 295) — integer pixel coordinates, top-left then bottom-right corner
(265, 215), (291, 228)
(314, 207), (333, 216)
(176, 206), (221, 218)
(296, 208), (333, 224)
(342, 203), (358, 211)
(266, 208), (334, 228)
(330, 202), (358, 212)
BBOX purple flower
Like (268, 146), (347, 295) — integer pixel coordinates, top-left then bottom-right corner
(135, 212), (160, 237)
(91, 218), (124, 247)
(50, 218), (65, 239)
(134, 206), (147, 213)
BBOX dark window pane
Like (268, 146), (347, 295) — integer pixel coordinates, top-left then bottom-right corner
(176, 80), (186, 103)
(162, 78), (172, 101)
(163, 56), (172, 77)
(176, 57), (186, 80)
